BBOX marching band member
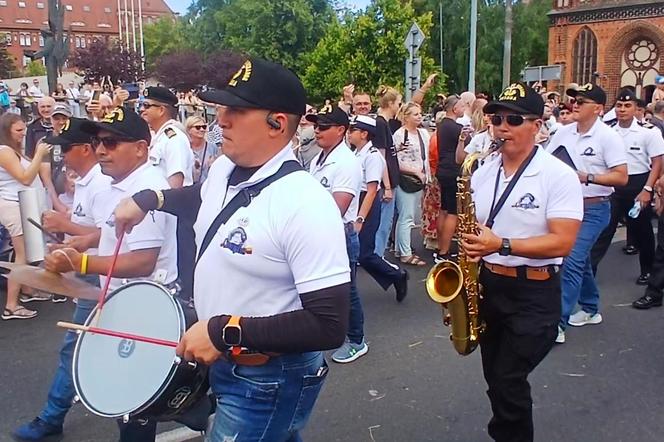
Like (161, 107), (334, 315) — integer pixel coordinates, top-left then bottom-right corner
(461, 83), (583, 442)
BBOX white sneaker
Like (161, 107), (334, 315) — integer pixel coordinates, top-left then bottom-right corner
(568, 310), (602, 327)
(555, 326), (565, 344)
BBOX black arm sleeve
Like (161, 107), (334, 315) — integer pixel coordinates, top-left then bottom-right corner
(133, 183), (203, 222)
(207, 283), (350, 354)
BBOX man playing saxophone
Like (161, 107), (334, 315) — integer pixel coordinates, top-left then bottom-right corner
(460, 83), (583, 442)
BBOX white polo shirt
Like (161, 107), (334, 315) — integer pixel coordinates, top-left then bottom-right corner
(98, 162), (178, 290)
(546, 118), (627, 197)
(149, 119), (195, 186)
(193, 144), (350, 320)
(309, 141), (361, 224)
(71, 164), (112, 255)
(610, 118), (664, 175)
(354, 141), (385, 192)
(472, 147), (583, 267)
(464, 130), (493, 156)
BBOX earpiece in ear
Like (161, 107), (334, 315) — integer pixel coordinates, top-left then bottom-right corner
(266, 114), (282, 130)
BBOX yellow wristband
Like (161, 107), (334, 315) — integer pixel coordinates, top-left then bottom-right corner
(80, 253), (88, 275)
(155, 190), (165, 210)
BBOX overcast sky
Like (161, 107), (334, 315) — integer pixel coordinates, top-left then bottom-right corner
(164, 0), (371, 15)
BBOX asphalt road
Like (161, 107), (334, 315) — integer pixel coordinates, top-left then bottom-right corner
(1, 234), (663, 442)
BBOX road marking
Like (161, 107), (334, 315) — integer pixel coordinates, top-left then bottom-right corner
(156, 427), (202, 442)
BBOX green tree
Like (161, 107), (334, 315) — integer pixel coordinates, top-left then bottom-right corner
(302, 0), (437, 104)
(25, 60), (46, 77)
(143, 17), (189, 69)
(0, 41), (17, 78)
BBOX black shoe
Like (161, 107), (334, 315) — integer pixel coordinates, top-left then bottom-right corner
(632, 294), (663, 309)
(394, 269), (409, 303)
(636, 273), (651, 286)
(623, 245), (639, 255)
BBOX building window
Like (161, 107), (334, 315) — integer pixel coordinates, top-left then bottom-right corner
(80, 36), (86, 48)
(37, 2), (44, 8)
(572, 27), (597, 86)
(83, 5), (90, 12)
(39, 34), (44, 46)
(3, 33), (10, 45)
(104, 7), (111, 13)
(66, 5), (73, 11)
(75, 36), (80, 48)
(19, 33), (28, 46)
(18, 1), (26, 7)
(0, 0), (8, 6)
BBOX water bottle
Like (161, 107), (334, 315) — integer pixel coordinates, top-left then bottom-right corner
(629, 200), (641, 218)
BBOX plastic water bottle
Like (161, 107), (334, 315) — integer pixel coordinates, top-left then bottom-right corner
(629, 200), (641, 218)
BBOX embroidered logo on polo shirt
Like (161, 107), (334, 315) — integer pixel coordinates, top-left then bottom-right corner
(73, 203), (85, 217)
(320, 177), (330, 188)
(581, 147), (596, 156)
(512, 193), (539, 210)
(105, 214), (115, 227)
(221, 227), (253, 255)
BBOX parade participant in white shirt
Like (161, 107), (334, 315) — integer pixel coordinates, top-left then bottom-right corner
(592, 89), (664, 284)
(14, 117), (112, 441)
(42, 107), (178, 442)
(461, 83), (583, 442)
(307, 106), (368, 363)
(546, 83), (628, 343)
(112, 58), (350, 442)
(140, 86), (196, 299)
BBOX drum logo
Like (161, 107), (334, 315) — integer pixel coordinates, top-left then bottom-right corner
(117, 339), (136, 358)
(168, 387), (192, 409)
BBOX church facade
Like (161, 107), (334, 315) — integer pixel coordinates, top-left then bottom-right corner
(548, 0), (664, 104)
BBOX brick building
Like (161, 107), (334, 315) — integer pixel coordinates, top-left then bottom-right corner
(0, 0), (173, 72)
(548, 0), (664, 105)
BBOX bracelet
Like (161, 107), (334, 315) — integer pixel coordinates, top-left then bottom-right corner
(80, 253), (88, 275)
(155, 190), (165, 210)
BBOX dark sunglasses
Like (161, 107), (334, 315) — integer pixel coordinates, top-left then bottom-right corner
(314, 124), (335, 131)
(490, 114), (539, 127)
(140, 103), (163, 110)
(573, 98), (595, 106)
(193, 124), (207, 130)
(91, 135), (138, 150)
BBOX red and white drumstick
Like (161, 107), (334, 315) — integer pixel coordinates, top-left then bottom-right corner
(57, 321), (178, 348)
(92, 231), (125, 325)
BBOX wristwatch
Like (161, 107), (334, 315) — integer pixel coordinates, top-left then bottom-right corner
(499, 238), (512, 256)
(644, 185), (653, 193)
(586, 173), (595, 186)
(356, 216), (365, 224)
(222, 316), (242, 347)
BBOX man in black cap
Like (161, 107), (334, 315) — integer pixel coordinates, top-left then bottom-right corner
(13, 117), (112, 441)
(112, 57), (350, 441)
(546, 83), (627, 344)
(459, 82), (583, 442)
(40, 107), (179, 442)
(591, 89), (664, 289)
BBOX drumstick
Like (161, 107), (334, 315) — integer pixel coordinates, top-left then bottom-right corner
(57, 321), (178, 348)
(93, 231), (125, 326)
(27, 217), (63, 244)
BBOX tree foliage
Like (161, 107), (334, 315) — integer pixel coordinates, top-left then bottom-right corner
(150, 49), (244, 90)
(302, 0), (437, 104)
(25, 60), (46, 77)
(72, 39), (144, 84)
(0, 41), (17, 78)
(143, 17), (188, 69)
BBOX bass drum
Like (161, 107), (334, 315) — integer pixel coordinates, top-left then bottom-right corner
(72, 281), (208, 422)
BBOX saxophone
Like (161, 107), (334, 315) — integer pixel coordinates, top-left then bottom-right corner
(426, 139), (503, 355)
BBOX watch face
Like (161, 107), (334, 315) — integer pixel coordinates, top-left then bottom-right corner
(223, 326), (241, 346)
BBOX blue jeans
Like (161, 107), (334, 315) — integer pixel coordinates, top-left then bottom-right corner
(39, 275), (98, 426)
(345, 224), (363, 344)
(395, 186), (422, 257)
(374, 194), (396, 257)
(560, 201), (610, 329)
(209, 352), (328, 442)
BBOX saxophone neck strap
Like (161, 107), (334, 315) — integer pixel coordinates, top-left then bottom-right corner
(486, 146), (538, 229)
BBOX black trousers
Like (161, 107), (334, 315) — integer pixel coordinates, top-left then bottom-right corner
(117, 419), (157, 441)
(176, 218), (196, 301)
(358, 191), (402, 290)
(644, 214), (664, 301)
(479, 270), (558, 442)
(591, 172), (655, 276)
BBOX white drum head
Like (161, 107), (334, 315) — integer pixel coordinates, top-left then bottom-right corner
(74, 282), (183, 417)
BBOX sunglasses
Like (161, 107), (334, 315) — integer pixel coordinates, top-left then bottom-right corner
(314, 124), (335, 131)
(192, 125), (207, 130)
(490, 114), (539, 127)
(140, 103), (163, 110)
(91, 135), (138, 150)
(573, 98), (595, 106)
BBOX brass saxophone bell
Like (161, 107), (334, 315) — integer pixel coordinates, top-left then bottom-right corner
(426, 261), (463, 304)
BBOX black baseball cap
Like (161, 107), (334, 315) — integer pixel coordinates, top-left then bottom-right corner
(143, 86), (178, 107)
(43, 117), (92, 150)
(305, 106), (349, 127)
(616, 88), (638, 102)
(81, 106), (152, 144)
(199, 57), (306, 116)
(566, 83), (607, 105)
(484, 82), (544, 117)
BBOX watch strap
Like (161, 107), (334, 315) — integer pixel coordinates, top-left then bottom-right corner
(644, 185), (653, 193)
(224, 315), (243, 355)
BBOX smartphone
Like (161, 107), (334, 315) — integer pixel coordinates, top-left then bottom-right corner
(122, 83), (139, 100)
(92, 90), (101, 101)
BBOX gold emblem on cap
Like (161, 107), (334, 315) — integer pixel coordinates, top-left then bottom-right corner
(580, 83), (593, 92)
(499, 83), (526, 102)
(228, 61), (253, 87)
(62, 119), (70, 132)
(101, 107), (125, 123)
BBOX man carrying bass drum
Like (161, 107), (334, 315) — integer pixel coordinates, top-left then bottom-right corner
(460, 83), (583, 442)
